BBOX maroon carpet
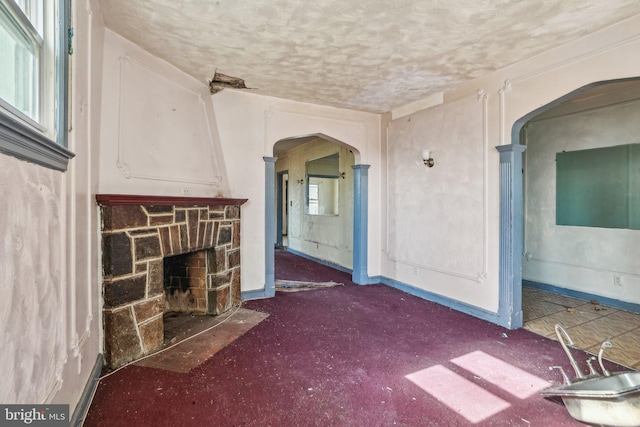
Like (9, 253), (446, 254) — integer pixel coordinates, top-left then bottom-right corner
(85, 250), (615, 426)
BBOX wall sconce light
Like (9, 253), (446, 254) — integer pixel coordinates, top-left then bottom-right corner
(340, 172), (346, 179)
(297, 179), (304, 184)
(422, 150), (434, 167)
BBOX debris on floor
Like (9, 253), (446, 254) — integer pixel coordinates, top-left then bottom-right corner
(275, 280), (343, 292)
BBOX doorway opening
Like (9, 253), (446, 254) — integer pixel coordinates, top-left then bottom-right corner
(277, 170), (289, 248)
(505, 78), (640, 370)
(271, 135), (360, 278)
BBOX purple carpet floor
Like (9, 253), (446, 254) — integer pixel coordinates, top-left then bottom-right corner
(84, 250), (620, 426)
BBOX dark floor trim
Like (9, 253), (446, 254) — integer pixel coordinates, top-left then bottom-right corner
(70, 353), (103, 427)
(269, 249), (506, 327)
(378, 276), (502, 326)
(524, 280), (640, 314)
(241, 288), (271, 301)
(285, 248), (353, 275)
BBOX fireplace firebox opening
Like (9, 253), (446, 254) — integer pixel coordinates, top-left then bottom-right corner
(164, 251), (208, 314)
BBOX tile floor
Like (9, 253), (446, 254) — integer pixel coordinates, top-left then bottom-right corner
(523, 286), (640, 370)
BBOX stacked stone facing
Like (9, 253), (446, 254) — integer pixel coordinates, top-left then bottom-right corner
(98, 196), (246, 369)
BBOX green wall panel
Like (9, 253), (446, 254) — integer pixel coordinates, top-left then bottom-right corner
(556, 144), (635, 229)
(630, 144), (640, 230)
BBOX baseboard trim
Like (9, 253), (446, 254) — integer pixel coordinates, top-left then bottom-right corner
(70, 353), (103, 427)
(284, 248), (353, 275)
(259, 250), (506, 327)
(241, 288), (273, 301)
(523, 280), (640, 314)
(378, 276), (502, 326)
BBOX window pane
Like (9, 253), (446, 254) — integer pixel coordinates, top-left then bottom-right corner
(305, 153), (341, 216)
(308, 177), (339, 216)
(0, 2), (40, 122)
(0, 0), (73, 171)
(14, 0), (42, 35)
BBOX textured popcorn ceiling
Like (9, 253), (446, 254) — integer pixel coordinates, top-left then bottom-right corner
(98, 0), (640, 113)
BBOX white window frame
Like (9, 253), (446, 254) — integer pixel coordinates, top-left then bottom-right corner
(0, 0), (73, 171)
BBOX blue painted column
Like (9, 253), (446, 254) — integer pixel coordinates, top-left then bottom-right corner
(496, 144), (526, 329)
(352, 164), (370, 284)
(264, 157), (277, 297)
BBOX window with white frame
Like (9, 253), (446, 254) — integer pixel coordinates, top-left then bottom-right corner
(0, 0), (72, 171)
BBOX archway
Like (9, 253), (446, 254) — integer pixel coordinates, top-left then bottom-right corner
(264, 134), (368, 296)
(499, 77), (640, 329)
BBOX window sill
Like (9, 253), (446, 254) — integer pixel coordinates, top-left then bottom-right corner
(0, 112), (74, 171)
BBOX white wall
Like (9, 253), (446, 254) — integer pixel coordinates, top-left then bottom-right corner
(0, 0), (104, 412)
(384, 93), (493, 308)
(98, 25), (382, 299)
(0, 158), (67, 403)
(212, 90), (381, 291)
(99, 29), (229, 197)
(383, 15), (640, 314)
(276, 139), (355, 269)
(523, 99), (640, 303)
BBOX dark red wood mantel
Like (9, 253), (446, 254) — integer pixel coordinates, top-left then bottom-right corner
(96, 194), (248, 207)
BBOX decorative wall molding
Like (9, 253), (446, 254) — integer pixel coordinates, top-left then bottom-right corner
(385, 93), (489, 283)
(44, 354), (68, 403)
(505, 32), (640, 87)
(264, 107), (367, 162)
(479, 89), (489, 283)
(498, 80), (511, 146)
(387, 257), (489, 284)
(116, 55), (222, 187)
(525, 96), (640, 125)
(527, 256), (640, 278)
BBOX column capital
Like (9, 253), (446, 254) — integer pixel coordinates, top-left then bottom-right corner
(495, 144), (526, 154)
(351, 164), (371, 171)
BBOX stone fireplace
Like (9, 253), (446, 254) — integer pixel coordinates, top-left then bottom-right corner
(97, 194), (247, 369)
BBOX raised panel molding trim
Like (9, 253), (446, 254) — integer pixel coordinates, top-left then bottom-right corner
(116, 55), (222, 187)
(385, 92), (489, 283)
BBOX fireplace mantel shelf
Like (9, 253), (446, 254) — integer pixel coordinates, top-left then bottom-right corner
(96, 194), (248, 207)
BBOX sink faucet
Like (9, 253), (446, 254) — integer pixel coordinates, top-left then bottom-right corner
(586, 356), (600, 376)
(555, 324), (585, 379)
(549, 366), (572, 385)
(598, 339), (612, 377)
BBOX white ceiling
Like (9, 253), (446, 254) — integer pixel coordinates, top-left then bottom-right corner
(98, 0), (640, 113)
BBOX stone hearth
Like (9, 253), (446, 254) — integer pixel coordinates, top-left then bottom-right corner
(97, 194), (247, 369)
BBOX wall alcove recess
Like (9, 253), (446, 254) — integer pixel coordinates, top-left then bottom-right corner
(97, 194), (247, 369)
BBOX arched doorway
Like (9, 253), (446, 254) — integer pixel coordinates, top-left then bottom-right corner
(263, 134), (369, 297)
(499, 78), (640, 330)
